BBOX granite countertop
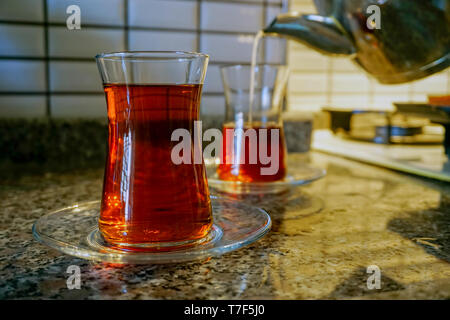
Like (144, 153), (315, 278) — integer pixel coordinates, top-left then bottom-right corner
(1, 152), (449, 300)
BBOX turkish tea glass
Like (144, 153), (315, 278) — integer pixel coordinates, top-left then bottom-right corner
(96, 51), (211, 251)
(218, 64), (289, 183)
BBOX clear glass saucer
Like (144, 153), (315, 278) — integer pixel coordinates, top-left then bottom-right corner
(205, 158), (326, 195)
(217, 189), (325, 221)
(32, 197), (271, 264)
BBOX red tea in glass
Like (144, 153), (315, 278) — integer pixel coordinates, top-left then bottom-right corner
(96, 52), (211, 250)
(219, 64), (289, 183)
(217, 121), (287, 182)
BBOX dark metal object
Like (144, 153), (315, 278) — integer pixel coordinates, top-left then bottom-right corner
(394, 103), (450, 156)
(323, 108), (445, 148)
(264, 0), (450, 84)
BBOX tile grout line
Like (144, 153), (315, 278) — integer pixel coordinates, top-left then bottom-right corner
(447, 70), (450, 94)
(124, 0), (129, 50)
(280, 0), (289, 110)
(0, 56), (279, 66)
(326, 58), (333, 106)
(262, 0), (267, 63)
(197, 0), (202, 52)
(43, 0), (51, 118)
(0, 20), (261, 36)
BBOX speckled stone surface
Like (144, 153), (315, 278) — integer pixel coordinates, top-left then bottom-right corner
(1, 152), (449, 300)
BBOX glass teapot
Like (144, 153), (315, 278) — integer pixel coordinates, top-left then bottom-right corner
(264, 0), (450, 84)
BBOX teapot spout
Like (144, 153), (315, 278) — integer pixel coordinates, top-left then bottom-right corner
(264, 13), (356, 56)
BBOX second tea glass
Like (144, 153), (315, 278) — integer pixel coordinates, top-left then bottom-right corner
(217, 64), (290, 183)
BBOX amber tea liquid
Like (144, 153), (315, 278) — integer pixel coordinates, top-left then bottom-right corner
(217, 121), (287, 182)
(100, 84), (212, 248)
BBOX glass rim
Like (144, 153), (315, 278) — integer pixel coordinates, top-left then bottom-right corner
(220, 64), (288, 72)
(95, 51), (209, 61)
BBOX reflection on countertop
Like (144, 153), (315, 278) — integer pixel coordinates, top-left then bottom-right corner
(0, 152), (449, 299)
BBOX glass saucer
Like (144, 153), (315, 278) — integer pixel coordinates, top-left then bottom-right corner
(217, 189), (325, 221)
(32, 197), (271, 264)
(205, 158), (326, 195)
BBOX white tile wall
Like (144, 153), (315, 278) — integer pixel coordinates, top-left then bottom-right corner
(289, 0), (315, 13)
(289, 44), (329, 72)
(372, 94), (409, 111)
(264, 6), (286, 64)
(0, 95), (47, 118)
(50, 95), (106, 118)
(49, 62), (103, 92)
(48, 0), (125, 26)
(330, 94), (371, 109)
(0, 61), (46, 91)
(201, 33), (261, 62)
(264, 37), (286, 64)
(330, 57), (362, 73)
(0, 0), (288, 118)
(201, 95), (226, 116)
(228, 0), (283, 3)
(49, 27), (125, 58)
(266, 5), (282, 24)
(289, 93), (327, 112)
(0, 0), (44, 22)
(129, 30), (197, 52)
(129, 0), (197, 30)
(201, 2), (263, 32)
(0, 25), (45, 57)
(331, 73), (371, 94)
(287, 0), (450, 112)
(290, 73), (328, 94)
(411, 72), (448, 94)
(203, 65), (223, 93)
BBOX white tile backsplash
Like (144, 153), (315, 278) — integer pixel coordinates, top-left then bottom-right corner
(201, 2), (263, 32)
(0, 25), (44, 57)
(288, 46), (329, 72)
(48, 0), (125, 26)
(129, 0), (197, 30)
(410, 93), (429, 103)
(266, 6), (282, 24)
(49, 27), (125, 58)
(0, 60), (46, 91)
(264, 37), (286, 64)
(200, 95), (226, 116)
(0, 0), (44, 22)
(129, 30), (197, 52)
(289, 0), (316, 13)
(331, 73), (371, 94)
(227, 0), (283, 3)
(372, 94), (409, 110)
(411, 73), (448, 94)
(289, 94), (328, 112)
(0, 0), (289, 118)
(290, 73), (328, 94)
(201, 33), (261, 62)
(330, 94), (370, 109)
(50, 62), (103, 92)
(373, 82), (411, 95)
(0, 95), (47, 118)
(330, 57), (362, 73)
(203, 65), (223, 93)
(51, 95), (107, 118)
